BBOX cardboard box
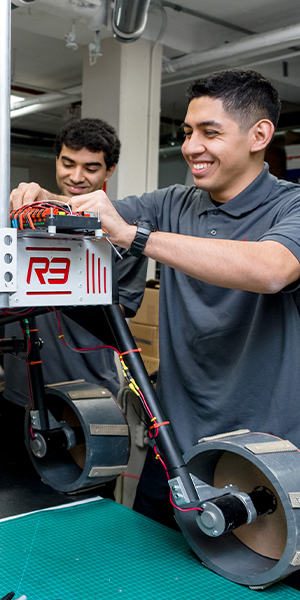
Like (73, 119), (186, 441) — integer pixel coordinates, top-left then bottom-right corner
(131, 286), (159, 327)
(129, 322), (159, 358)
(142, 355), (160, 376)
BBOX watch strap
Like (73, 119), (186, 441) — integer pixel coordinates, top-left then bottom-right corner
(129, 221), (155, 258)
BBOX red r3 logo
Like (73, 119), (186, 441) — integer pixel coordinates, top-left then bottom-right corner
(27, 257), (71, 285)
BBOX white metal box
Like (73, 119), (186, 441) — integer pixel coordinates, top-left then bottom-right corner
(8, 233), (112, 307)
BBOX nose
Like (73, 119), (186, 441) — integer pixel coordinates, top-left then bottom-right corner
(70, 166), (85, 183)
(183, 133), (205, 156)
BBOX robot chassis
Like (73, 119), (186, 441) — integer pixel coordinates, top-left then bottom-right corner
(0, 219), (299, 589)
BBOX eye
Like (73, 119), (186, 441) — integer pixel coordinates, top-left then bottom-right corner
(62, 162), (73, 168)
(183, 130), (192, 139)
(205, 130), (218, 136)
(85, 167), (99, 173)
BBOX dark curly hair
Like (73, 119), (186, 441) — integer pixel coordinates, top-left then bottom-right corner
(186, 69), (281, 131)
(54, 118), (121, 169)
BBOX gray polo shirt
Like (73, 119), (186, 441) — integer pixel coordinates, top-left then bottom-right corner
(113, 165), (300, 453)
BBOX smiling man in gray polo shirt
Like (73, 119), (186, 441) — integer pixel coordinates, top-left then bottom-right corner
(11, 69), (300, 528)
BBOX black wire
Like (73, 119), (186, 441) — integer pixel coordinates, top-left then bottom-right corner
(132, 402), (149, 427)
(0, 592), (15, 600)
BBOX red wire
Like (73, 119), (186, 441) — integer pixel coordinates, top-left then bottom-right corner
(0, 307), (36, 316)
(55, 309), (121, 354)
(152, 444), (169, 478)
(37, 308), (201, 513)
(169, 490), (202, 513)
(136, 388), (155, 422)
(10, 200), (82, 230)
(54, 308), (201, 513)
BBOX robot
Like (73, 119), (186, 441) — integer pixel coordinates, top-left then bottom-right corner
(2, 0), (300, 589)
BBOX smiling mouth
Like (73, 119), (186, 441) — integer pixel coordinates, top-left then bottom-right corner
(67, 184), (89, 194)
(192, 162), (212, 171)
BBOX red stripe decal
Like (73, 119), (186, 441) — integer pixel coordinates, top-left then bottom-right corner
(26, 247), (71, 251)
(86, 249), (89, 294)
(26, 291), (72, 295)
(92, 253), (95, 294)
(104, 267), (106, 294)
(98, 258), (101, 294)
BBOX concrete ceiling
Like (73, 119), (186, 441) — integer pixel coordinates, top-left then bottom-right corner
(10, 0), (300, 141)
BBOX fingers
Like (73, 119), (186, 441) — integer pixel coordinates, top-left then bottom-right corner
(10, 182), (44, 211)
(69, 190), (128, 244)
(10, 185), (26, 210)
(69, 190), (111, 215)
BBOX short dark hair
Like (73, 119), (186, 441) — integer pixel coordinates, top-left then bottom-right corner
(54, 118), (121, 169)
(186, 69), (281, 130)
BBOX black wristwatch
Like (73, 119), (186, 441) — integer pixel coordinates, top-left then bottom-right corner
(129, 221), (156, 257)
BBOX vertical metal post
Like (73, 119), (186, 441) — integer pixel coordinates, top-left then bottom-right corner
(0, 0), (11, 228)
(0, 0), (11, 308)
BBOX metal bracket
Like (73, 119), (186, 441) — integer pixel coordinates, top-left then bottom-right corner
(168, 476), (191, 506)
(30, 409), (76, 450)
(168, 473), (239, 507)
(190, 473), (238, 503)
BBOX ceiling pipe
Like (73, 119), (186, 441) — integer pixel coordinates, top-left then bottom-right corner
(11, 86), (82, 109)
(162, 1), (255, 36)
(111, 0), (151, 43)
(10, 86), (82, 119)
(11, 0), (40, 6)
(161, 48), (300, 89)
(12, 0), (107, 30)
(162, 22), (300, 75)
(11, 95), (81, 119)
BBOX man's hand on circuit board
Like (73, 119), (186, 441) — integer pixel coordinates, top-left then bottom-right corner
(9, 184), (138, 253)
(10, 182), (62, 210)
(69, 190), (137, 250)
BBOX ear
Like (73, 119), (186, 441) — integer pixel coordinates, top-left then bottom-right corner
(104, 163), (117, 182)
(250, 119), (275, 153)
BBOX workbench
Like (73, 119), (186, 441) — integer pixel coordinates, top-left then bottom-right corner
(0, 498), (299, 599)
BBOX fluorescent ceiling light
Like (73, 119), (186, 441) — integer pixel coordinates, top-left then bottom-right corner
(10, 94), (25, 107)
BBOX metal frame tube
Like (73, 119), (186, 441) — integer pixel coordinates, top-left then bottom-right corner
(22, 317), (49, 430)
(0, 1), (11, 307)
(102, 304), (198, 501)
(0, 0), (11, 228)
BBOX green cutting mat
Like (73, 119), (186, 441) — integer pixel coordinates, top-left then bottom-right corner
(0, 498), (299, 600)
